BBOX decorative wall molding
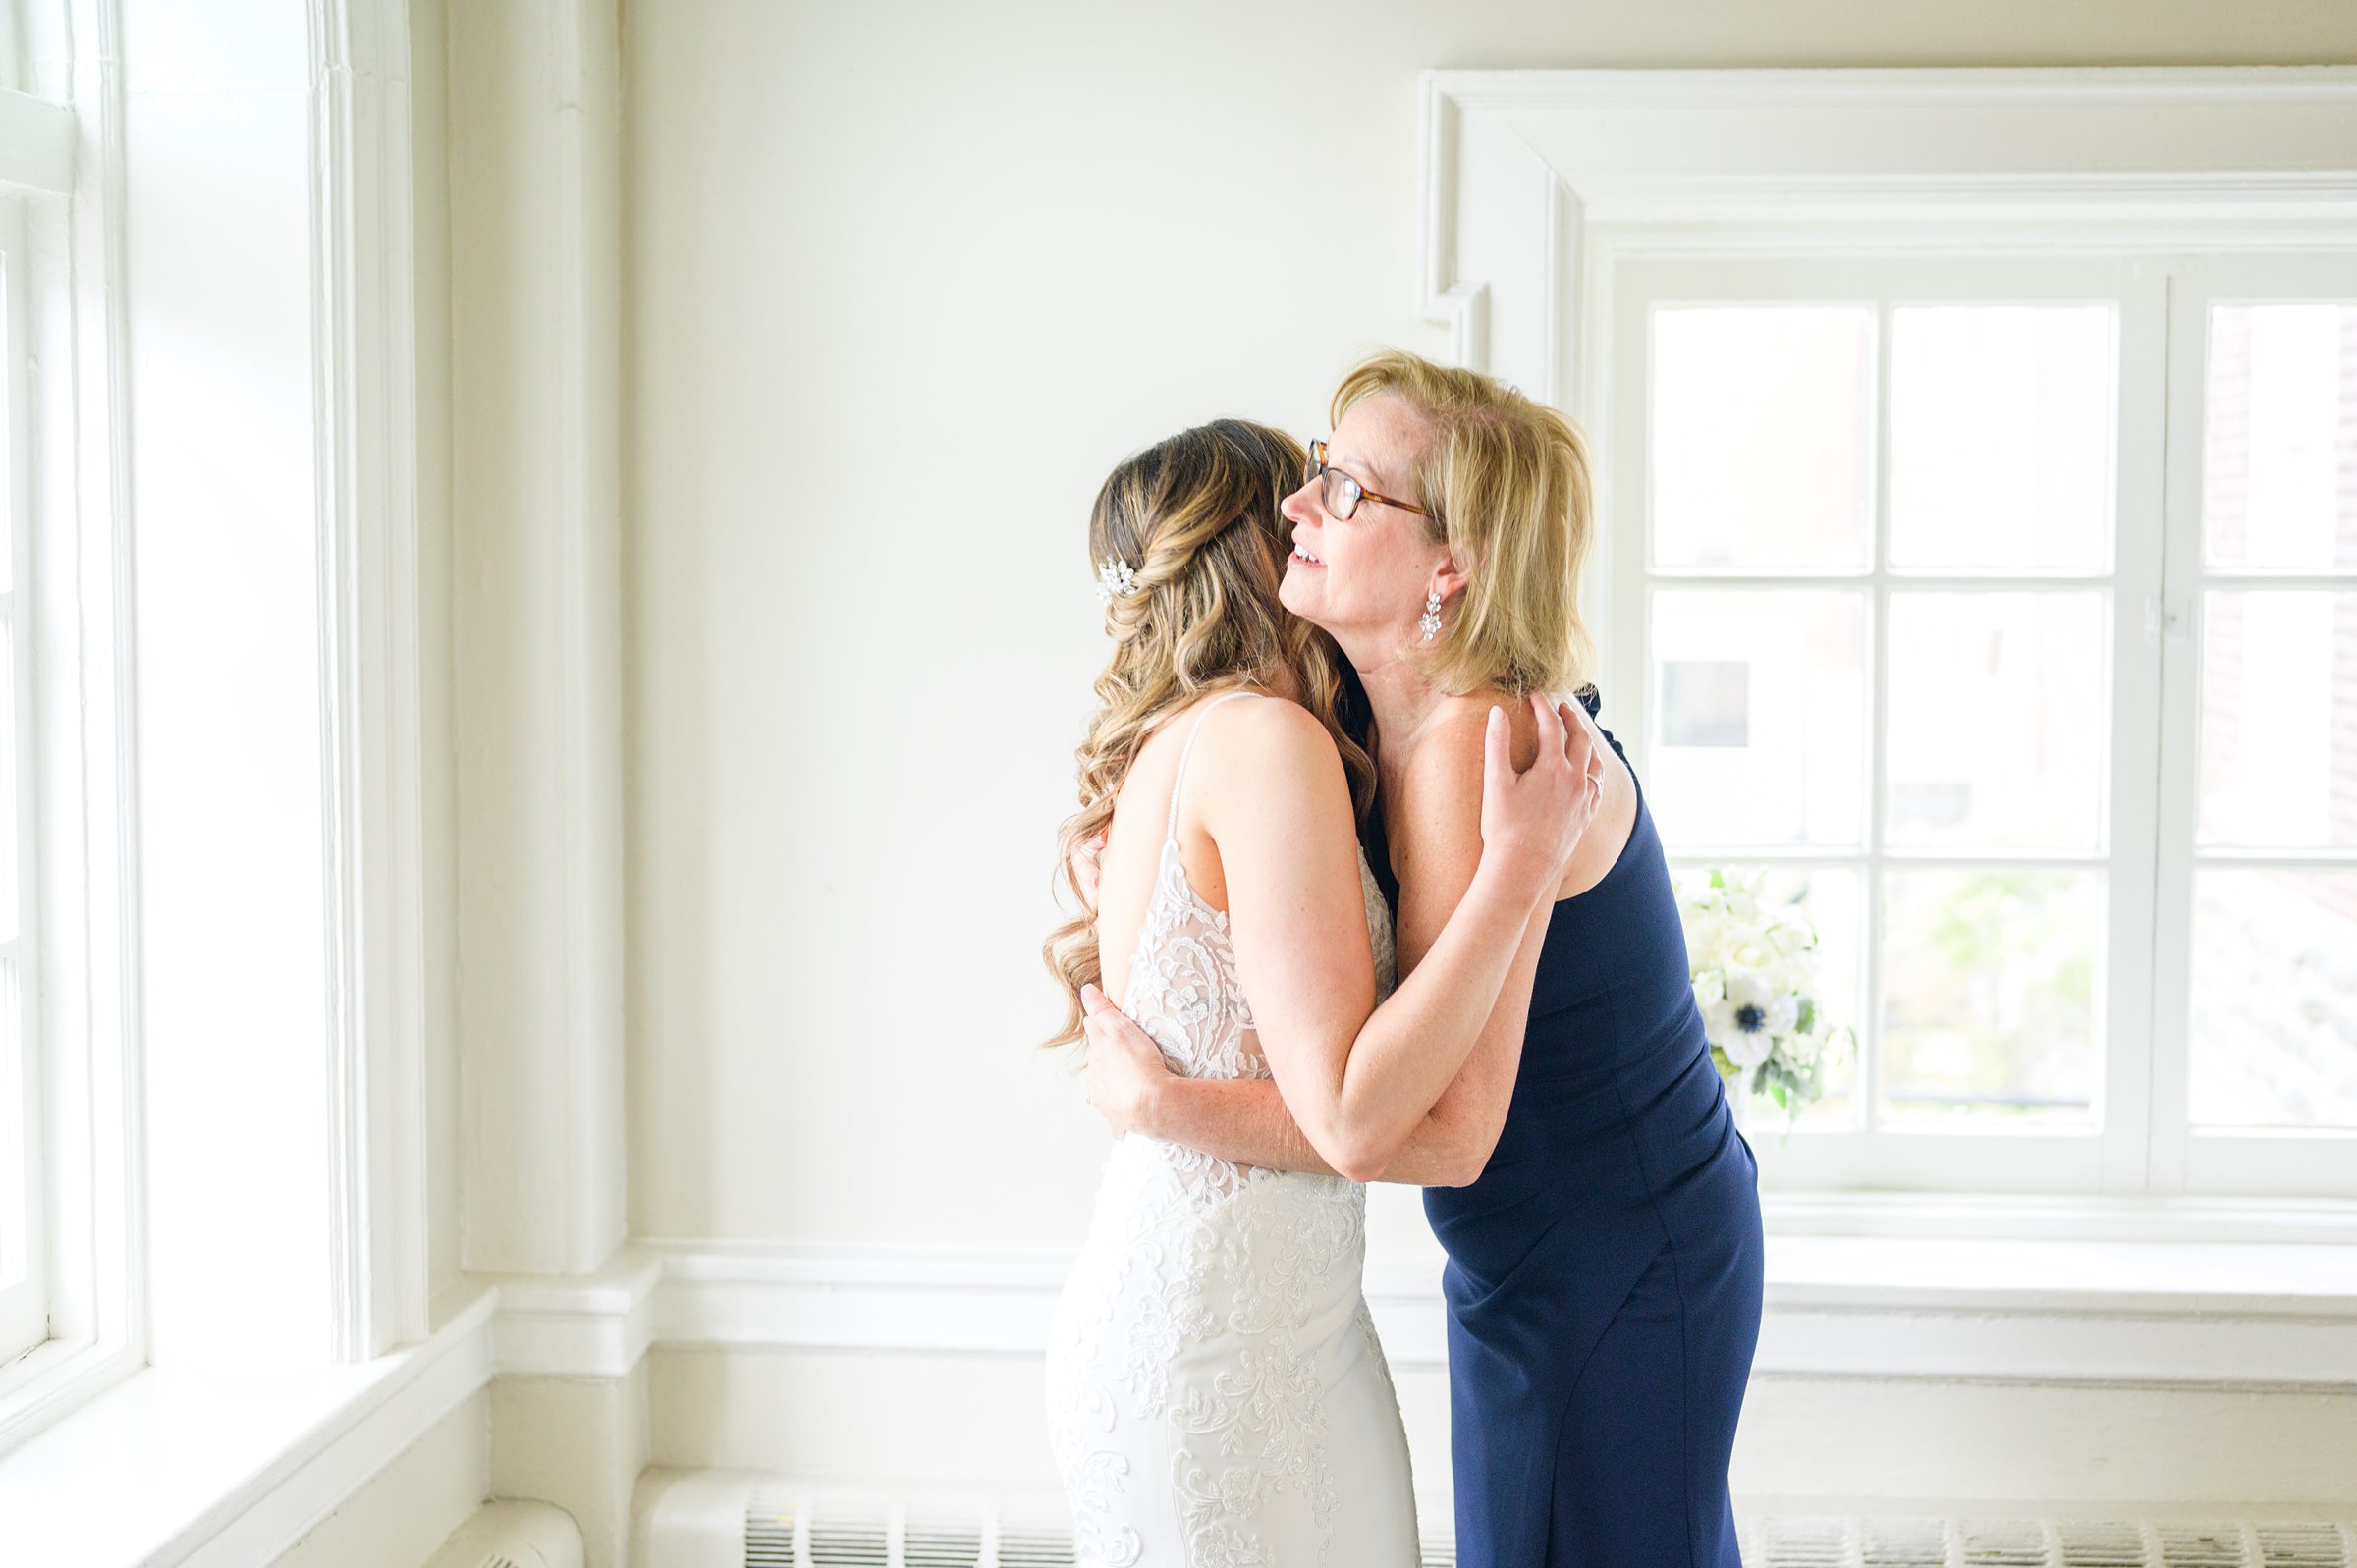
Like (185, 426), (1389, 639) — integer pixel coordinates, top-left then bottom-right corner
(1417, 65), (2357, 406)
(475, 1222), (2357, 1388)
(486, 1246), (661, 1379)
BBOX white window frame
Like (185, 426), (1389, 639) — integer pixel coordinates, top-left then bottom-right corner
(2152, 251), (2357, 1200)
(1419, 64), (2357, 1210)
(0, 174), (41, 1368)
(1608, 252), (2166, 1195)
(0, 0), (149, 1441)
(0, 0), (432, 1459)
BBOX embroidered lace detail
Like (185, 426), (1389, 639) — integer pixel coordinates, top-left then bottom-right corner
(1045, 691), (1414, 1567)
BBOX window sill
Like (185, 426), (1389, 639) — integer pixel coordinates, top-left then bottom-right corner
(1750, 1230), (2357, 1385)
(1358, 1189), (2357, 1380)
(630, 1214), (2357, 1388)
(0, 1287), (495, 1568)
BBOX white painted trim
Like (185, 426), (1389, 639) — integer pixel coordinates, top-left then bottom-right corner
(0, 85), (75, 197)
(0, 0), (150, 1458)
(484, 1247), (661, 1379)
(1421, 67), (2357, 227)
(175, 1291), (492, 1568)
(0, 127), (46, 1378)
(1416, 77), (1486, 371)
(1418, 67), (2357, 399)
(14, 1222), (2357, 1563)
(0, 1284), (497, 1568)
(461, 1228), (2357, 1387)
(2131, 252), (2357, 1200)
(1760, 1191), (2357, 1245)
(309, 0), (432, 1364)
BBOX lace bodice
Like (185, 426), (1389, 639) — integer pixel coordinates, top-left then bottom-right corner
(1120, 690), (1398, 1091)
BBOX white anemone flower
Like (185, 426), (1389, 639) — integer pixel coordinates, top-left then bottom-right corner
(1717, 969), (1794, 1070)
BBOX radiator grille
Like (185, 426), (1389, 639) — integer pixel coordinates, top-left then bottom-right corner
(1739, 1519), (2357, 1568)
(740, 1497), (2357, 1568)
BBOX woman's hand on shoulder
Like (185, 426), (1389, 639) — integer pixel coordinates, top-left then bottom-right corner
(1477, 691), (1605, 908)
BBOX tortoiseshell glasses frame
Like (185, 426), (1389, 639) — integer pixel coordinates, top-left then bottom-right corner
(1307, 438), (1429, 521)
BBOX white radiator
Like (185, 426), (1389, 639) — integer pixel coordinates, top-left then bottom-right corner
(421, 1499), (585, 1568)
(1738, 1516), (2357, 1568)
(630, 1473), (2357, 1568)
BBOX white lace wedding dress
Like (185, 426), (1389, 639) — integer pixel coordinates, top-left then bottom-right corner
(1045, 690), (1420, 1568)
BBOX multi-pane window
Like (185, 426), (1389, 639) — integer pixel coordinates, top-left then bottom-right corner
(1610, 253), (2357, 1195)
(2165, 264), (2357, 1198)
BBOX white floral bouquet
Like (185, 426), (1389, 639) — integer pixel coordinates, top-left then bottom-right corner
(1672, 866), (1855, 1123)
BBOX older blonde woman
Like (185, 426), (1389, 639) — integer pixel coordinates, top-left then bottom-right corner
(1082, 353), (1766, 1568)
(1041, 416), (1601, 1568)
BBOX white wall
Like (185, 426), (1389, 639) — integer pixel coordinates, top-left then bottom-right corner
(615, 0), (2357, 1517)
(619, 0), (2357, 1251)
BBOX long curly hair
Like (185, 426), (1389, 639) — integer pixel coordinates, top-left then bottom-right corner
(1041, 418), (1376, 1051)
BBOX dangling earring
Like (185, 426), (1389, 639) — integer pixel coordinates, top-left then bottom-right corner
(1419, 588), (1443, 643)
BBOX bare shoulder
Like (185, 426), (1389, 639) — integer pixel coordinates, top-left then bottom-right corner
(1395, 694), (1502, 808)
(1391, 685), (1613, 852)
(1395, 697), (1489, 783)
(1195, 689), (1343, 780)
(1181, 691), (1355, 912)
(1390, 700), (1494, 875)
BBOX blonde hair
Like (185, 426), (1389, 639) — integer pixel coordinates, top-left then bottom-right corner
(1041, 419), (1376, 1051)
(1332, 349), (1597, 699)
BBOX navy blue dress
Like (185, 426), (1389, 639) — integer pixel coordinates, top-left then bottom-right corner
(1361, 685), (1764, 1568)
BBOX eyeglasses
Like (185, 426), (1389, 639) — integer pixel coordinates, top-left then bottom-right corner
(1307, 439), (1428, 521)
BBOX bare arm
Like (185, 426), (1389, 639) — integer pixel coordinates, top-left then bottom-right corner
(1082, 693), (1591, 1183)
(1105, 1069), (1498, 1186)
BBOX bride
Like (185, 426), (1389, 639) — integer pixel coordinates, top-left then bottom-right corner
(1040, 417), (1600, 1567)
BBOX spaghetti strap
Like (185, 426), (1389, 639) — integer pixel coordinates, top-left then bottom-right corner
(1165, 689), (1257, 842)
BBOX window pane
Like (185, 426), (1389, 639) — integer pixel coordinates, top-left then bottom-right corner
(2204, 303), (2357, 572)
(2189, 870), (2357, 1129)
(1879, 869), (2103, 1124)
(1884, 591), (2109, 850)
(1889, 304), (2115, 572)
(1649, 305), (1875, 570)
(1712, 865), (1865, 1130)
(1651, 589), (1867, 848)
(2198, 590), (2357, 850)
